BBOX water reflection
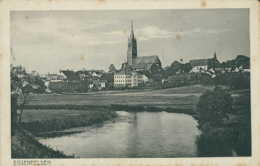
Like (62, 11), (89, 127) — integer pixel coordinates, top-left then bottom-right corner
(39, 111), (200, 158)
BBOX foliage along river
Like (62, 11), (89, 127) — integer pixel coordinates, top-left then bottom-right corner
(38, 111), (200, 158)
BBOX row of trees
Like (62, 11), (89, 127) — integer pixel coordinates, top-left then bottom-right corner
(219, 55), (250, 69)
(48, 82), (89, 93)
(214, 72), (250, 89)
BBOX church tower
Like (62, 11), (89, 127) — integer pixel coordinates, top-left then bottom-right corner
(127, 21), (137, 66)
(214, 51), (217, 59)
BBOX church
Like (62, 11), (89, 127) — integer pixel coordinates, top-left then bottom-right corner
(127, 22), (161, 71)
(189, 52), (220, 73)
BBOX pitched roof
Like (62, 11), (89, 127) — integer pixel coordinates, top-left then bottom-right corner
(131, 63), (148, 70)
(86, 70), (105, 74)
(189, 59), (209, 67)
(93, 80), (107, 84)
(60, 70), (78, 80)
(131, 56), (161, 70)
(115, 65), (133, 75)
(134, 55), (160, 64)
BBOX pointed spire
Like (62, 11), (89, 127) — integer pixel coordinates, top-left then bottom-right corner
(131, 21), (134, 37)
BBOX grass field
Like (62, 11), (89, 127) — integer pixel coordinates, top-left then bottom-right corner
(21, 109), (88, 122)
(25, 85), (249, 109)
(26, 85), (215, 109)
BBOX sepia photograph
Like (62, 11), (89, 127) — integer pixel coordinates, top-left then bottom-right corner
(9, 9), (253, 159)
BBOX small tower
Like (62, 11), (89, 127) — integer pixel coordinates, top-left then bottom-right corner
(214, 51), (217, 59)
(127, 21), (137, 66)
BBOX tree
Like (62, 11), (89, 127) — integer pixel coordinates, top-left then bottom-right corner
(182, 63), (192, 73)
(100, 73), (114, 83)
(170, 61), (182, 73)
(120, 62), (127, 71)
(151, 64), (160, 74)
(11, 65), (32, 125)
(235, 55), (250, 68)
(220, 62), (227, 68)
(108, 64), (116, 73)
(195, 87), (234, 131)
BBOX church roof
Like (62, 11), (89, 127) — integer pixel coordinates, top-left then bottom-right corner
(189, 59), (209, 67)
(131, 56), (161, 70)
(134, 55), (160, 64)
(131, 63), (148, 70)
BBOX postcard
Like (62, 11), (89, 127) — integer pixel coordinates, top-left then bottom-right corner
(1, 0), (259, 166)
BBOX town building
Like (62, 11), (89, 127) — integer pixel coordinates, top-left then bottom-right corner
(189, 52), (220, 73)
(93, 80), (107, 89)
(127, 22), (161, 71)
(114, 65), (148, 88)
(60, 70), (78, 81)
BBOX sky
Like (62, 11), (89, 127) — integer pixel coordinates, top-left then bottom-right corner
(10, 9), (250, 74)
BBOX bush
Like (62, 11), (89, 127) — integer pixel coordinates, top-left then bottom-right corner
(196, 127), (238, 157)
(214, 72), (250, 90)
(195, 87), (234, 131)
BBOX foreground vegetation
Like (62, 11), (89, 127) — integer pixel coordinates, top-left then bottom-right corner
(12, 128), (74, 158)
(195, 87), (251, 156)
(21, 109), (117, 137)
(12, 108), (117, 158)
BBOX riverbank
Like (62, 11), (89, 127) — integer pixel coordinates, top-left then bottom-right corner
(20, 108), (117, 137)
(12, 128), (74, 158)
(12, 108), (117, 158)
(23, 104), (196, 115)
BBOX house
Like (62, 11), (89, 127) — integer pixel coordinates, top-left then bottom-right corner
(44, 73), (66, 90)
(214, 68), (232, 74)
(76, 70), (90, 80)
(45, 73), (58, 80)
(239, 65), (250, 72)
(189, 52), (220, 73)
(233, 67), (240, 72)
(137, 74), (149, 84)
(60, 70), (79, 81)
(86, 70), (105, 77)
(214, 68), (226, 74)
(93, 80), (107, 89)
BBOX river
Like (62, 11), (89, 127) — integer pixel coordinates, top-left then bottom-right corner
(38, 111), (200, 158)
